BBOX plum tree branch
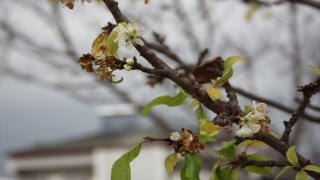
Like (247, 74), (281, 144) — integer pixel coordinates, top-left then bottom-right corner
(102, 1), (320, 179)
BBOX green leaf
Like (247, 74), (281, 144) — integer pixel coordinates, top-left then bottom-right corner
(181, 153), (202, 180)
(210, 161), (222, 180)
(308, 65), (320, 75)
(304, 165), (320, 173)
(195, 105), (208, 123)
(210, 161), (237, 180)
(165, 152), (178, 174)
(244, 105), (251, 115)
(167, 92), (188, 106)
(244, 153), (273, 175)
(141, 95), (171, 116)
(295, 170), (308, 180)
(189, 100), (200, 108)
(106, 28), (119, 58)
(141, 91), (188, 116)
(287, 146), (299, 166)
(178, 86), (192, 98)
(198, 119), (221, 142)
(111, 143), (142, 180)
(275, 166), (292, 180)
(216, 167), (237, 180)
(211, 56), (245, 87)
(214, 140), (236, 159)
(205, 86), (221, 101)
(198, 134), (217, 143)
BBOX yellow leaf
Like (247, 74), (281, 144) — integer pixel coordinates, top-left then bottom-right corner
(145, 0), (149, 4)
(269, 132), (279, 139)
(245, 2), (259, 21)
(224, 56), (246, 67)
(205, 86), (221, 101)
(309, 65), (320, 75)
(189, 100), (200, 108)
(199, 119), (221, 136)
(164, 152), (178, 174)
(237, 140), (266, 147)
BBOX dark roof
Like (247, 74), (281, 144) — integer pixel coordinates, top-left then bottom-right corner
(9, 130), (169, 158)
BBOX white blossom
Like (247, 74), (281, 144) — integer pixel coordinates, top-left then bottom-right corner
(236, 100), (267, 137)
(250, 101), (267, 121)
(114, 22), (145, 50)
(236, 123), (261, 137)
(170, 132), (182, 141)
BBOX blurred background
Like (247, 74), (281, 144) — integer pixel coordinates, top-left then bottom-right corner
(0, 0), (319, 179)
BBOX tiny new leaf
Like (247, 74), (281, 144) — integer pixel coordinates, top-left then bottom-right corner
(244, 105), (251, 115)
(198, 119), (221, 142)
(141, 91), (188, 116)
(244, 153), (273, 175)
(165, 152), (178, 174)
(295, 170), (308, 180)
(180, 153), (202, 180)
(275, 166), (293, 180)
(304, 165), (320, 173)
(308, 65), (320, 75)
(111, 143), (142, 180)
(205, 86), (221, 101)
(214, 140), (236, 159)
(287, 146), (299, 166)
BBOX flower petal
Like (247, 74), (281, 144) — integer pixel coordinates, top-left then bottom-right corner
(134, 38), (144, 46)
(250, 123), (261, 133)
(170, 132), (182, 141)
(250, 113), (265, 121)
(125, 41), (133, 50)
(236, 125), (252, 137)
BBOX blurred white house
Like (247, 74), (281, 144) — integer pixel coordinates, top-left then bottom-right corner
(5, 104), (176, 180)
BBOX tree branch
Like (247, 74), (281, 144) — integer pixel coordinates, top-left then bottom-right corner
(281, 78), (320, 143)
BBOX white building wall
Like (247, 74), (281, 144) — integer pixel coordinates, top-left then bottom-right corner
(92, 144), (171, 180)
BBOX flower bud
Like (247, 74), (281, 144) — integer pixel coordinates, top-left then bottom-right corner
(125, 58), (134, 65)
(123, 64), (132, 71)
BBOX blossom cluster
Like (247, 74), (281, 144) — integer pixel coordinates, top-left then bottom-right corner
(169, 129), (205, 154)
(113, 22), (145, 50)
(236, 101), (270, 137)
